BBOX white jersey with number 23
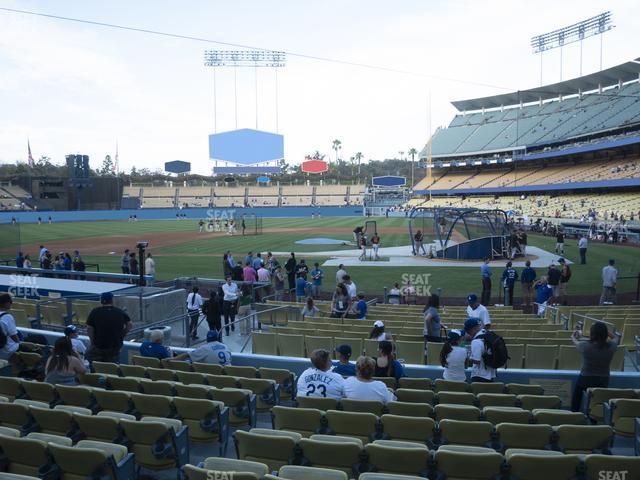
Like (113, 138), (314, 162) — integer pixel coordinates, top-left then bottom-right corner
(296, 367), (345, 400)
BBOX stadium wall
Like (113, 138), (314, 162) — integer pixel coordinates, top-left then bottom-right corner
(0, 206), (362, 223)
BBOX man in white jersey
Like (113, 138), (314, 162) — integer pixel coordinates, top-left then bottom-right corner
(189, 330), (232, 366)
(297, 349), (345, 400)
(466, 293), (491, 328)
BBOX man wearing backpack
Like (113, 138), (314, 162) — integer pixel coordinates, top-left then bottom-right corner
(464, 318), (496, 383)
(558, 258), (571, 305)
(0, 293), (22, 361)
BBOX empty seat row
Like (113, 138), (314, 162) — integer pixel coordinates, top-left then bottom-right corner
(271, 406), (612, 452)
(233, 428), (637, 479)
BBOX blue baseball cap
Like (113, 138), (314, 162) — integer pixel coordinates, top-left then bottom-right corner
(100, 292), (114, 304)
(558, 257), (566, 263)
(206, 330), (220, 342)
(336, 344), (352, 357)
(463, 318), (481, 333)
(467, 294), (478, 305)
(64, 325), (77, 336)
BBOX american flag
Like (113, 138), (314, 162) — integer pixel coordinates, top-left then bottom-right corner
(27, 139), (34, 167)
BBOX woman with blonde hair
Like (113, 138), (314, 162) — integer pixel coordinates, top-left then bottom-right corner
(344, 356), (396, 404)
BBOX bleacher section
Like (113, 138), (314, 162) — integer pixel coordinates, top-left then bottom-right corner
(430, 81), (640, 157)
(0, 184), (32, 210)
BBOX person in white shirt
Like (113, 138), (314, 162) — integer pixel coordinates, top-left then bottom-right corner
(335, 265), (347, 284)
(388, 282), (401, 305)
(600, 259), (618, 305)
(440, 330), (468, 382)
(297, 349), (346, 400)
(222, 276), (240, 336)
(189, 329), (232, 366)
(578, 235), (588, 265)
(0, 294), (21, 361)
(344, 356), (396, 404)
(186, 286), (204, 340)
(145, 253), (156, 279)
(464, 318), (496, 383)
(466, 294), (491, 328)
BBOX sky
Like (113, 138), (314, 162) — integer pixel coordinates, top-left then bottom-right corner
(0, 0), (638, 175)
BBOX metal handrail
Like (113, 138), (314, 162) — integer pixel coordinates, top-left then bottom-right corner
(0, 264), (153, 283)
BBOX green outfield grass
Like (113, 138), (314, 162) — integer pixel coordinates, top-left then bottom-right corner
(4, 216), (639, 298)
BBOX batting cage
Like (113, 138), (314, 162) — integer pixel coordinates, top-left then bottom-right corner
(0, 221), (21, 262)
(409, 207), (510, 260)
(240, 214), (263, 236)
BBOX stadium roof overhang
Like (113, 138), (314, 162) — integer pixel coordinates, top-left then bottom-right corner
(451, 58), (640, 112)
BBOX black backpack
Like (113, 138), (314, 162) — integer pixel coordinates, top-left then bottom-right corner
(478, 330), (509, 369)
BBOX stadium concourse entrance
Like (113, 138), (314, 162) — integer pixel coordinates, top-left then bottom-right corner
(409, 207), (510, 260)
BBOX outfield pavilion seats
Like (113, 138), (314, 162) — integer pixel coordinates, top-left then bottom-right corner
(178, 186), (213, 207)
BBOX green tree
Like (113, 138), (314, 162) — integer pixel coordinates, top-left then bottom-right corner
(331, 139), (342, 163)
(354, 152), (364, 177)
(99, 155), (114, 176)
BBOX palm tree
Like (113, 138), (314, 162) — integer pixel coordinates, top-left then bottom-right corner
(408, 147), (418, 187)
(332, 139), (342, 163)
(354, 152), (363, 178)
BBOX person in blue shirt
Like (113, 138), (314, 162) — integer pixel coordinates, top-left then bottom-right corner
(480, 257), (492, 306)
(15, 252), (24, 269)
(310, 263), (323, 299)
(244, 251), (253, 266)
(520, 260), (537, 310)
(252, 253), (263, 270)
(534, 276), (554, 318)
(139, 329), (172, 360)
(333, 344), (356, 376)
(501, 261), (518, 306)
(355, 293), (367, 320)
(295, 274), (308, 303)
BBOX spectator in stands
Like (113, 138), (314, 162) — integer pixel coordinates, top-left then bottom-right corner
(15, 251), (24, 269)
(466, 294), (491, 328)
(600, 259), (618, 305)
(187, 286), (204, 340)
(547, 263), (561, 301)
(464, 318), (495, 383)
(310, 262), (323, 299)
(63, 253), (72, 270)
(343, 275), (357, 303)
(42, 252), (52, 272)
(38, 245), (47, 268)
(64, 325), (86, 361)
(423, 293), (443, 342)
(0, 293), (25, 361)
(203, 290), (222, 332)
(301, 297), (320, 319)
(296, 259), (309, 280)
(520, 260), (536, 311)
(139, 329), (172, 360)
(86, 292), (131, 364)
(23, 254), (32, 269)
(297, 348), (345, 400)
(129, 252), (139, 277)
(222, 276), (239, 336)
(375, 341), (404, 380)
(273, 265), (285, 300)
(44, 337), (86, 385)
(440, 330), (468, 382)
(243, 262), (257, 283)
(333, 344), (356, 376)
(331, 284), (350, 319)
(382, 283), (399, 306)
(370, 320), (392, 342)
(413, 230), (427, 255)
(222, 252), (232, 277)
(73, 251), (86, 275)
(480, 257), (492, 306)
(578, 235), (588, 264)
(402, 281), (416, 304)
(256, 263), (271, 283)
(252, 253), (264, 270)
(189, 329), (232, 366)
(295, 274), (309, 303)
(558, 258), (572, 305)
(345, 356), (396, 404)
(532, 276), (553, 318)
(244, 251), (253, 266)
(501, 261), (518, 307)
(355, 293), (367, 320)
(570, 322), (620, 412)
(144, 253), (155, 279)
(285, 253), (297, 292)
(335, 264), (347, 284)
(121, 249), (130, 274)
(232, 262), (243, 282)
(554, 230), (565, 255)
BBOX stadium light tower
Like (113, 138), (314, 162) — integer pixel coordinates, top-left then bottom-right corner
(204, 50), (286, 132)
(531, 11), (613, 84)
